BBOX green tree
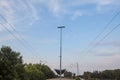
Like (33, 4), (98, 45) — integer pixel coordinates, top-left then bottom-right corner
(113, 69), (120, 80)
(0, 46), (25, 80)
(25, 63), (56, 80)
(82, 69), (120, 80)
(83, 71), (92, 80)
(101, 70), (114, 79)
(25, 63), (45, 80)
(91, 71), (100, 79)
(41, 64), (55, 79)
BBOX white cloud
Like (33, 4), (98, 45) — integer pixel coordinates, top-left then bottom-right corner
(63, 0), (120, 17)
(1, 0), (119, 25)
(25, 0), (39, 25)
(0, 0), (39, 28)
(71, 10), (83, 20)
(0, 0), (15, 31)
(47, 0), (61, 16)
(32, 0), (64, 17)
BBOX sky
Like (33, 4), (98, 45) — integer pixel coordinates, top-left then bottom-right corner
(0, 0), (120, 75)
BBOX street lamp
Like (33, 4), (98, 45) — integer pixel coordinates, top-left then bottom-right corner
(58, 26), (65, 80)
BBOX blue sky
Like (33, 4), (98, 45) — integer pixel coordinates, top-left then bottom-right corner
(0, 0), (120, 74)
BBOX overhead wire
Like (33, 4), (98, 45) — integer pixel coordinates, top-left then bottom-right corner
(90, 10), (120, 45)
(86, 23), (120, 53)
(80, 10), (120, 54)
(0, 14), (42, 62)
(95, 23), (120, 45)
(0, 14), (31, 47)
(78, 10), (120, 72)
(0, 23), (27, 48)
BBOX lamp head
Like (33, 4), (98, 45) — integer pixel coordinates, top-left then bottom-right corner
(58, 26), (65, 28)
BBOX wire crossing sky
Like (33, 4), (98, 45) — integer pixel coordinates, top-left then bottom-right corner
(0, 0), (120, 74)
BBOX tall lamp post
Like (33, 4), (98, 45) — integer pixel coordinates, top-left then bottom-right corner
(58, 26), (65, 80)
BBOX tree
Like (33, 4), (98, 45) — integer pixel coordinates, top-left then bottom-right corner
(41, 64), (56, 79)
(0, 46), (25, 80)
(91, 71), (100, 78)
(82, 69), (120, 80)
(25, 63), (45, 80)
(25, 63), (56, 80)
(113, 69), (120, 80)
(83, 71), (92, 79)
(101, 70), (114, 79)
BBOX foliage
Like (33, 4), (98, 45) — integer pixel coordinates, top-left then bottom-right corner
(2, 46), (120, 80)
(41, 64), (56, 79)
(83, 69), (120, 80)
(25, 63), (45, 80)
(83, 71), (92, 79)
(24, 63), (56, 80)
(0, 46), (25, 80)
(0, 46), (56, 80)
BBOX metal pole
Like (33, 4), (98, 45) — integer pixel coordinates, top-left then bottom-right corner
(58, 26), (65, 80)
(77, 63), (79, 76)
(60, 28), (62, 80)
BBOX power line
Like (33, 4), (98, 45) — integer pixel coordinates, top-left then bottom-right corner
(0, 23), (27, 47)
(0, 14), (41, 60)
(75, 10), (120, 72)
(80, 10), (120, 54)
(0, 14), (27, 43)
(85, 23), (120, 54)
(90, 10), (120, 45)
(95, 23), (120, 45)
(0, 14), (26, 42)
(0, 14), (31, 48)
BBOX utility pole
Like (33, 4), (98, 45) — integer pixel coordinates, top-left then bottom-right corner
(77, 63), (79, 76)
(58, 26), (65, 80)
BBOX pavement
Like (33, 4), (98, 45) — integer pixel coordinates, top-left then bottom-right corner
(47, 78), (75, 80)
